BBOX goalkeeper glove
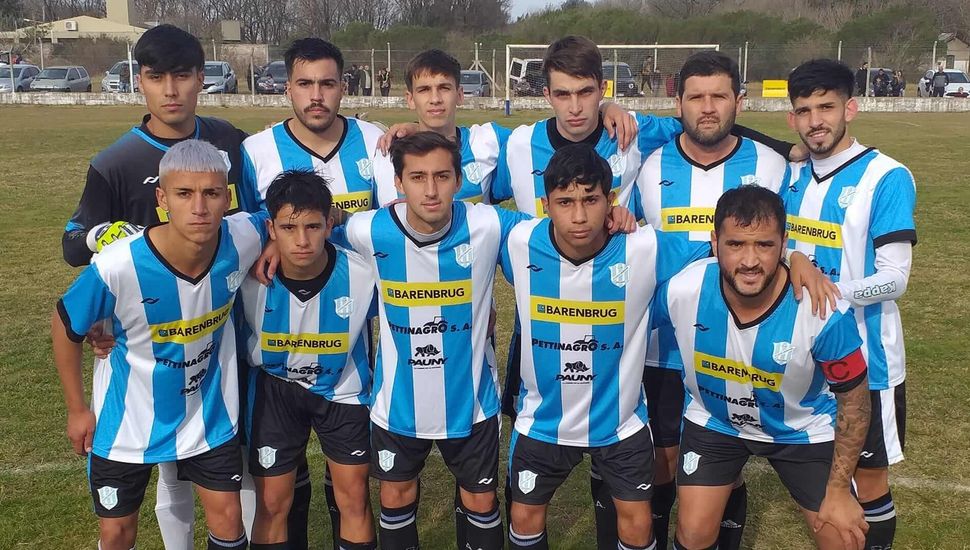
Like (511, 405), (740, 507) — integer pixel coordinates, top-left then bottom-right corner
(86, 221), (145, 252)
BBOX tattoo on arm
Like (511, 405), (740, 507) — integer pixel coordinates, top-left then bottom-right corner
(829, 378), (871, 489)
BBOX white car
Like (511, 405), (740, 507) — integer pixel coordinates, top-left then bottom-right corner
(917, 68), (970, 97)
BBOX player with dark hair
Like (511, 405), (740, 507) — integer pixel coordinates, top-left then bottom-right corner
(785, 59), (917, 550)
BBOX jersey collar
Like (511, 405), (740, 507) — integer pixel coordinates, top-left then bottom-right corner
(720, 263), (791, 330)
(277, 242), (338, 302)
(546, 219), (615, 267)
(131, 115), (201, 152)
(143, 222), (221, 285)
(546, 115), (604, 150)
(675, 133), (743, 172)
(283, 115), (349, 163)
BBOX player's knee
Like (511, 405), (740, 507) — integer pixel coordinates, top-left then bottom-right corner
(380, 479), (418, 509)
(99, 518), (137, 549)
(509, 503), (545, 535)
(674, 514), (718, 549)
(255, 485), (293, 521)
(460, 489), (496, 514)
(615, 502), (652, 546)
(854, 467), (890, 502)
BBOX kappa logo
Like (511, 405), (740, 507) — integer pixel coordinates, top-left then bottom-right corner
(636, 483), (652, 491)
(740, 174), (761, 186)
(607, 153), (626, 176)
(356, 159), (374, 179)
(609, 262), (630, 288)
(682, 451), (701, 475)
(142, 176), (159, 185)
(334, 296), (354, 319)
(860, 450), (875, 459)
(218, 149), (232, 170)
(838, 186), (857, 208)
(98, 486), (119, 510)
(772, 341), (795, 365)
(226, 270), (245, 293)
(518, 470), (538, 494)
(231, 475), (242, 481)
(463, 162), (484, 184)
(350, 450), (366, 457)
(477, 477), (494, 485)
(257, 446), (277, 469)
(455, 243), (475, 268)
(378, 449), (396, 472)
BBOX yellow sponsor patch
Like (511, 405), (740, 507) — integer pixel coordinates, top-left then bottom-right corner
(333, 191), (372, 213)
(660, 207), (715, 232)
(261, 332), (349, 355)
(157, 184), (240, 222)
(530, 296), (624, 325)
(786, 215), (843, 248)
(151, 300), (234, 344)
(382, 280), (473, 307)
(694, 352), (782, 391)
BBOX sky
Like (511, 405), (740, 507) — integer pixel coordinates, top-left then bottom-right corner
(509, 0), (568, 19)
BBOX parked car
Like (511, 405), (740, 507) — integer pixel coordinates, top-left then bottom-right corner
(510, 58), (545, 96)
(461, 70), (491, 97)
(30, 66), (91, 92)
(917, 68), (970, 97)
(256, 61), (287, 94)
(203, 61), (237, 94)
(101, 60), (139, 93)
(0, 64), (40, 92)
(602, 62), (641, 97)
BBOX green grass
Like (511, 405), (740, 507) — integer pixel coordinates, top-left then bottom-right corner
(0, 105), (968, 548)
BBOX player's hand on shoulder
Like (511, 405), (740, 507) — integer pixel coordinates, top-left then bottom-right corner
(85, 323), (115, 360)
(606, 204), (638, 234)
(252, 240), (280, 286)
(66, 407), (96, 456)
(814, 489), (868, 550)
(790, 251), (841, 319)
(378, 122), (421, 155)
(789, 142), (810, 162)
(601, 102), (638, 152)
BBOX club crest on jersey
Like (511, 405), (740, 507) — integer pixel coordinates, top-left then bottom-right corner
(609, 263), (630, 288)
(740, 174), (761, 186)
(838, 186), (857, 208)
(98, 486), (119, 510)
(607, 153), (626, 176)
(335, 296), (354, 319)
(682, 452), (701, 475)
(378, 450), (396, 472)
(218, 150), (232, 170)
(772, 342), (795, 365)
(226, 270), (245, 293)
(463, 162), (484, 184)
(257, 446), (277, 469)
(518, 470), (538, 494)
(455, 244), (475, 268)
(356, 159), (374, 179)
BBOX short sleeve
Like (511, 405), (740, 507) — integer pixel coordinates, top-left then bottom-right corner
(654, 230), (711, 284)
(57, 266), (116, 343)
(811, 304), (866, 391)
(636, 114), (682, 155)
(493, 206), (532, 245)
(869, 167), (917, 248)
(490, 147), (513, 203)
(491, 123), (513, 148)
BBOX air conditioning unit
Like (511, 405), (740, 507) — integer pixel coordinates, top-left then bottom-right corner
(65, 20), (78, 31)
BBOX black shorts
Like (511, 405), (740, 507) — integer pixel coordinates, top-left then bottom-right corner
(858, 383), (906, 468)
(249, 370), (371, 477)
(643, 367), (685, 448)
(371, 416), (499, 493)
(508, 425), (655, 505)
(88, 437), (243, 518)
(677, 420), (832, 512)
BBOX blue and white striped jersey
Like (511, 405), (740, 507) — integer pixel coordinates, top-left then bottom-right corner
(784, 142), (916, 390)
(653, 258), (865, 444)
(336, 202), (529, 439)
(500, 220), (701, 447)
(374, 123), (511, 206)
(239, 243), (376, 405)
(491, 113), (682, 216)
(57, 213), (268, 463)
(241, 116), (383, 212)
(631, 136), (790, 370)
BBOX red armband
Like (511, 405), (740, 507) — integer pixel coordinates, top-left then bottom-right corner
(820, 348), (867, 387)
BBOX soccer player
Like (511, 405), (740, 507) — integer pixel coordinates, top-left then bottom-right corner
(241, 37), (385, 548)
(59, 24), (262, 550)
(628, 50), (791, 549)
(240, 170), (377, 550)
(52, 140), (268, 550)
(653, 185), (871, 550)
(784, 59), (917, 550)
(500, 143), (710, 550)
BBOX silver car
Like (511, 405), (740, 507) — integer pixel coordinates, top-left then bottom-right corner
(461, 70), (491, 97)
(101, 60), (139, 93)
(0, 64), (40, 92)
(202, 61), (237, 94)
(30, 65), (91, 92)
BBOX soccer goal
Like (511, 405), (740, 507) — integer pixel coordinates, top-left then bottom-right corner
(504, 43), (720, 112)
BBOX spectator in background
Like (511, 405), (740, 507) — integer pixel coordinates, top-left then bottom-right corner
(873, 69), (890, 97)
(348, 63), (360, 95)
(891, 70), (906, 96)
(952, 86), (968, 98)
(856, 61), (869, 96)
(379, 67), (391, 97)
(932, 64), (949, 97)
(119, 61), (131, 93)
(362, 64), (372, 96)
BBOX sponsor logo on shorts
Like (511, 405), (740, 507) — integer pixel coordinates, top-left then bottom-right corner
(786, 215), (843, 248)
(609, 262), (630, 288)
(378, 450), (396, 472)
(257, 446), (277, 469)
(351, 450), (367, 457)
(231, 474), (242, 482)
(837, 186), (856, 209)
(382, 280), (472, 307)
(455, 243), (475, 269)
(518, 470), (538, 494)
(477, 477), (494, 485)
(682, 451), (701, 475)
(152, 300), (234, 344)
(97, 486), (119, 510)
(694, 352), (782, 391)
(772, 341), (795, 365)
(636, 483), (652, 491)
(334, 296), (354, 319)
(860, 451), (875, 459)
(661, 207), (715, 232)
(261, 332), (349, 355)
(530, 297), (624, 326)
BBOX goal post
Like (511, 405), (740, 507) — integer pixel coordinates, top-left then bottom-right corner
(505, 43), (720, 114)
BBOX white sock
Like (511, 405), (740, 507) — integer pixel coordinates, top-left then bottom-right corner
(155, 462), (195, 550)
(240, 452), (257, 539)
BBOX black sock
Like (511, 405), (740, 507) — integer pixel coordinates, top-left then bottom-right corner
(861, 491), (896, 550)
(323, 468), (341, 550)
(673, 537), (717, 550)
(504, 475), (514, 535)
(651, 481), (676, 550)
(379, 500), (419, 550)
(717, 483), (746, 550)
(509, 527), (548, 550)
(591, 470), (618, 550)
(250, 544), (288, 550)
(208, 532), (248, 550)
(287, 478), (311, 550)
(464, 502), (504, 550)
(454, 483), (467, 549)
(337, 539), (377, 550)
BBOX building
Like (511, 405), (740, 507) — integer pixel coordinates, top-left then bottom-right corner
(940, 32), (970, 73)
(1, 0), (146, 44)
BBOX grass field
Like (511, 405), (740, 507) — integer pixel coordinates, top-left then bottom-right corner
(1, 104), (969, 549)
